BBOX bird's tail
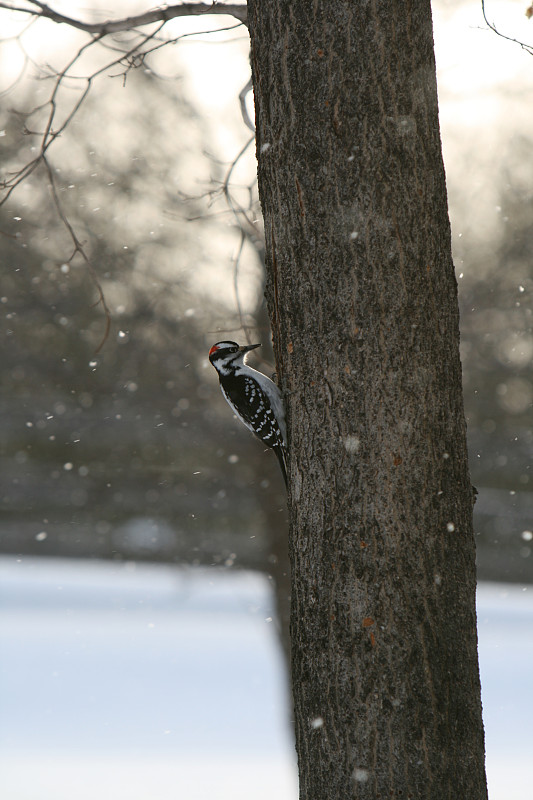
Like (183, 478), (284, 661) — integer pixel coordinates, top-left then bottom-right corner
(274, 445), (288, 488)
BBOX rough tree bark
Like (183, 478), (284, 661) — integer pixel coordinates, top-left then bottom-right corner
(248, 1), (488, 798)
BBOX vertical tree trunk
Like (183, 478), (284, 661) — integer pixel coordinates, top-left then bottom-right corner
(247, 1), (488, 798)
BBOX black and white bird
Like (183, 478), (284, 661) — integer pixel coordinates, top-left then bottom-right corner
(208, 341), (288, 486)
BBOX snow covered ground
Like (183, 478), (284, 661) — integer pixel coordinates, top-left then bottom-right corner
(0, 556), (531, 799)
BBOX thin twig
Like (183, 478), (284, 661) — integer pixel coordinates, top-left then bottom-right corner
(43, 155), (112, 352)
(0, 1), (253, 349)
(238, 76), (254, 132)
(481, 0), (533, 56)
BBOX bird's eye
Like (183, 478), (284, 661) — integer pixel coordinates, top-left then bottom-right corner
(230, 347), (238, 353)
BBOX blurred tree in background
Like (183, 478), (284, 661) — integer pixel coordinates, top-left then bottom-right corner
(435, 3), (533, 580)
(0, 2), (292, 645)
(0, 4), (285, 577)
(0, 0), (532, 597)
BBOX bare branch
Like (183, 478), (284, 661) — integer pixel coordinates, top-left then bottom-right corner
(0, 33), (103, 205)
(0, 1), (248, 31)
(222, 135), (258, 234)
(481, 0), (533, 56)
(0, 1), (251, 350)
(238, 76), (255, 132)
(0, 21), (171, 205)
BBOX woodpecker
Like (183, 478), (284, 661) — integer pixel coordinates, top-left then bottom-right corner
(209, 341), (288, 486)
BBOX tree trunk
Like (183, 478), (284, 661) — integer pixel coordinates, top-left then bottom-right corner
(247, 1), (488, 798)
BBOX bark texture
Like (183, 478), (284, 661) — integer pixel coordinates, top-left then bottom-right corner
(247, 1), (488, 798)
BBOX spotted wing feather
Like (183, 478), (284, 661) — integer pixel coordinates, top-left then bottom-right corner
(221, 374), (286, 451)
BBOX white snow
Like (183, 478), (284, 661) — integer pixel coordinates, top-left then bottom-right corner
(477, 583), (533, 798)
(0, 556), (531, 799)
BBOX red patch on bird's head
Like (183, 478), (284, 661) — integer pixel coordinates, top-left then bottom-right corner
(209, 344), (220, 357)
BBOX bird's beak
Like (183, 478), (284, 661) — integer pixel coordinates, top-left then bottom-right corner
(239, 343), (261, 353)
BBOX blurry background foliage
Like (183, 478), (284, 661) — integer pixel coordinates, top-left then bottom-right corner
(0, 0), (532, 585)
